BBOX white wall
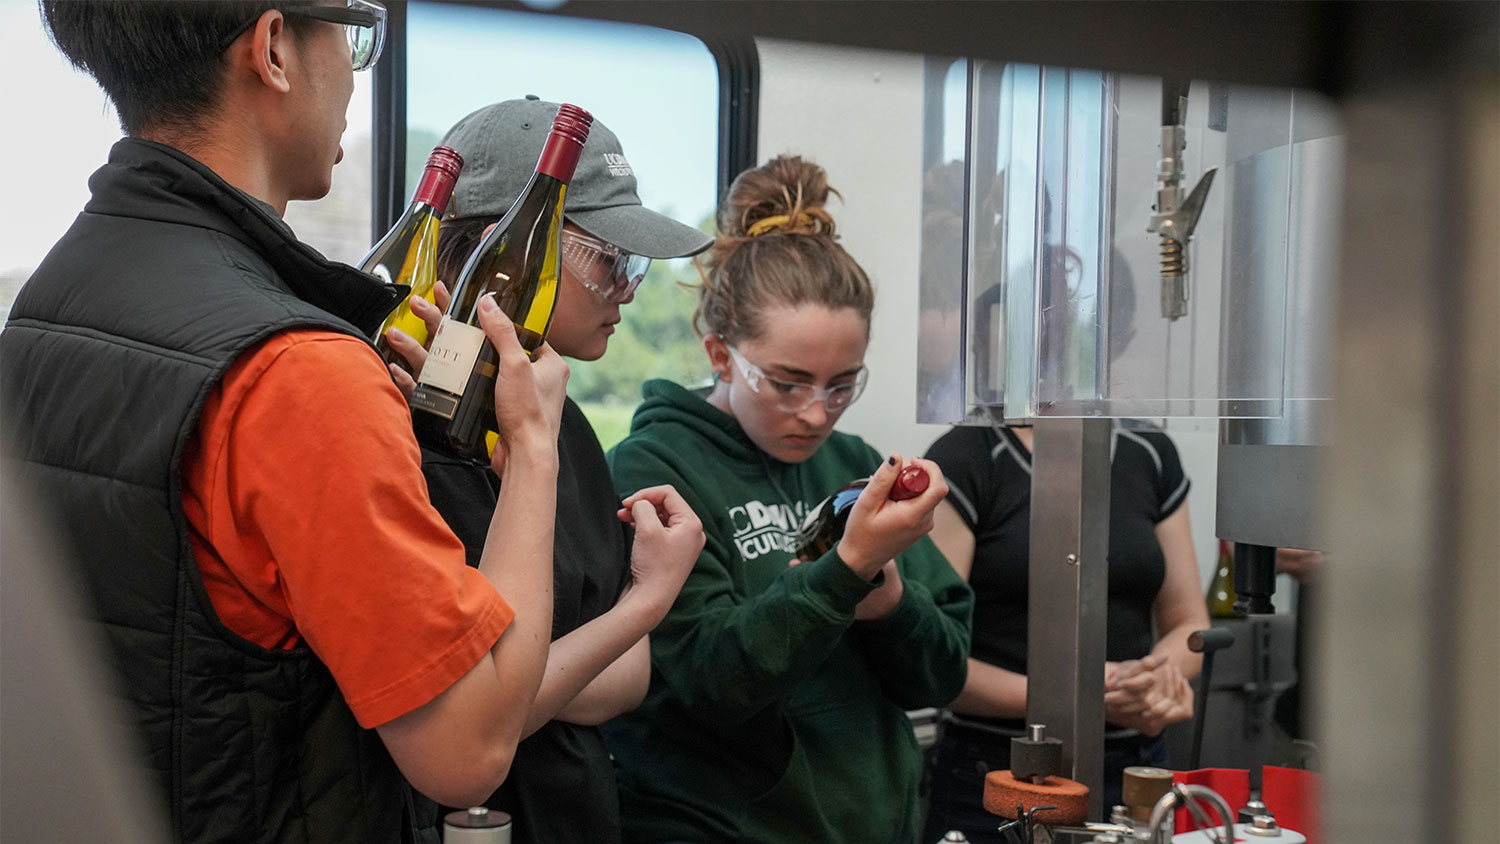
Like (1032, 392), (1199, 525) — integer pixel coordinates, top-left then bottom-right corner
(755, 39), (936, 456)
(755, 39), (1222, 587)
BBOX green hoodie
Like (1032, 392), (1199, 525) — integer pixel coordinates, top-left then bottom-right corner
(605, 380), (973, 844)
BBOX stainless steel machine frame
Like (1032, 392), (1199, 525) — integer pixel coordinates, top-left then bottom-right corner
(1027, 417), (1112, 818)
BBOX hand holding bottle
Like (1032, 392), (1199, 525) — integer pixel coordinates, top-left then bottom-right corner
(835, 455), (947, 581)
(363, 145), (463, 373)
(410, 104), (593, 462)
(617, 484), (706, 616)
(384, 280), (452, 398)
(383, 213), (507, 396)
(475, 293), (569, 475)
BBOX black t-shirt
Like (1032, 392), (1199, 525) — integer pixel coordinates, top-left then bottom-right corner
(421, 397), (632, 844)
(924, 421), (1189, 719)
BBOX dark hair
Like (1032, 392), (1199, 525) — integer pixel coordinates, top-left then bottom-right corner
(694, 155), (874, 344)
(40, 1), (313, 136)
(1105, 248), (1137, 360)
(435, 216), (490, 290)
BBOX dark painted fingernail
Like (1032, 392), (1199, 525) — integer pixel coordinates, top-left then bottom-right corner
(887, 455), (897, 466)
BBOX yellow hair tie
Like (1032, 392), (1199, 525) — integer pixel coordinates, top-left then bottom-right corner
(746, 212), (812, 237)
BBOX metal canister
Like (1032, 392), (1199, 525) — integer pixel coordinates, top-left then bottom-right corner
(1121, 766), (1175, 825)
(442, 806), (512, 843)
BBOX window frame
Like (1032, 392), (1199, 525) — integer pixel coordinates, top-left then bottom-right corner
(369, 1), (759, 237)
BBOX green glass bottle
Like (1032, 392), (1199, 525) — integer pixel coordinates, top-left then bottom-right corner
(1206, 539), (1240, 618)
(363, 145), (464, 373)
(410, 105), (593, 461)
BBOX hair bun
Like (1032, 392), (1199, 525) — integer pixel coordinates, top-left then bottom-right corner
(694, 155), (872, 343)
(721, 155), (840, 239)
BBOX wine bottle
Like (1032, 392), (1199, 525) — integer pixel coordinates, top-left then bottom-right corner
(410, 104), (594, 461)
(792, 465), (931, 561)
(362, 145), (464, 372)
(1206, 539), (1240, 618)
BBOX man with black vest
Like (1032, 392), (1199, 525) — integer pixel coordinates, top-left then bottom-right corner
(0, 3), (578, 841)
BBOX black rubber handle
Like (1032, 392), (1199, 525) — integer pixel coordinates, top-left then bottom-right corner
(1188, 627), (1236, 654)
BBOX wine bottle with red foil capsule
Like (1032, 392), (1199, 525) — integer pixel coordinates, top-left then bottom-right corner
(792, 464), (931, 561)
(362, 145), (464, 373)
(410, 104), (594, 461)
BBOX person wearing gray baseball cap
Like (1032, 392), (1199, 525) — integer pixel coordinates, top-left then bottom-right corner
(445, 94), (713, 260)
(389, 97), (710, 844)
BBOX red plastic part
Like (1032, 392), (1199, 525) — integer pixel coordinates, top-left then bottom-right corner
(1171, 767), (1322, 844)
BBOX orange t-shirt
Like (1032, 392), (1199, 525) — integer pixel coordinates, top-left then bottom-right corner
(181, 329), (512, 729)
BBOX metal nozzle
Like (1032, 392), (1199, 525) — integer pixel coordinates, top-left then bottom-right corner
(1147, 79), (1217, 322)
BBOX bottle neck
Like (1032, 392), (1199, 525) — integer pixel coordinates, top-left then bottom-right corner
(535, 129), (585, 184)
(891, 465), (930, 500)
(412, 165), (459, 216)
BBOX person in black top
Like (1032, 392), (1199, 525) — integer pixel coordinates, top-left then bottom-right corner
(921, 420), (1209, 842)
(386, 98), (709, 844)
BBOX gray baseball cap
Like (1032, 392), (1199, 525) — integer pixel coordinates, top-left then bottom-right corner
(441, 95), (713, 260)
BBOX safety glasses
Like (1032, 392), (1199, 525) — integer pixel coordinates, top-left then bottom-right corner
(221, 0), (387, 72)
(725, 344), (869, 414)
(561, 229), (652, 305)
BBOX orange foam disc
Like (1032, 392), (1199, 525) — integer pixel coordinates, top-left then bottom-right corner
(982, 769), (1090, 826)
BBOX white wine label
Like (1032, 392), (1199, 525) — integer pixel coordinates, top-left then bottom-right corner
(416, 317), (485, 396)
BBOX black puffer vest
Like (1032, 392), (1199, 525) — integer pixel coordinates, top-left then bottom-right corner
(0, 139), (422, 843)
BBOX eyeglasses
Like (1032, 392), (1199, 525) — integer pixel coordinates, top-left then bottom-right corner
(220, 0), (387, 72)
(725, 344), (869, 413)
(561, 229), (652, 304)
(298, 0), (385, 72)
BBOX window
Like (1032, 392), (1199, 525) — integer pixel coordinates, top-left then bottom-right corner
(0, 4), (124, 320)
(2, 3), (719, 451)
(0, 4), (372, 312)
(407, 2), (720, 448)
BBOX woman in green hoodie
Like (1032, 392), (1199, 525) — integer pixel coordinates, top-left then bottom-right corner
(604, 155), (974, 844)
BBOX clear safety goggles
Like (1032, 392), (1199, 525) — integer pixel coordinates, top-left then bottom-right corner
(561, 229), (652, 305)
(726, 344), (869, 413)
